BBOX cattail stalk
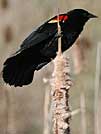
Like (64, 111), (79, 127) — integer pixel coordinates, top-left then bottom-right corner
(5, 88), (16, 134)
(51, 10), (72, 134)
(94, 42), (101, 134)
(80, 92), (87, 134)
(43, 88), (51, 134)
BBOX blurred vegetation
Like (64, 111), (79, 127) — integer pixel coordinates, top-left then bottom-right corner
(0, 0), (101, 134)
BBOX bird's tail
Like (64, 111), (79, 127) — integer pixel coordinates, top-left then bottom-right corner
(2, 54), (35, 87)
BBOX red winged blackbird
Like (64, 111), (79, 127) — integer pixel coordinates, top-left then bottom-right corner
(2, 9), (97, 87)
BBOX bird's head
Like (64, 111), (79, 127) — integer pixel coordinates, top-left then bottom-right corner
(67, 9), (97, 29)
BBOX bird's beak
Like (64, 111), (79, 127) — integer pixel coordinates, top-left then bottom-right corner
(88, 13), (98, 18)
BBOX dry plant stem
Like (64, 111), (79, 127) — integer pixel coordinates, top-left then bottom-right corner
(80, 93), (87, 134)
(57, 9), (62, 54)
(5, 88), (16, 134)
(51, 55), (72, 134)
(94, 42), (101, 134)
(51, 11), (72, 134)
(43, 88), (50, 134)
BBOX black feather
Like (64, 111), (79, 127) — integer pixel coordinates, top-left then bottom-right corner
(2, 9), (97, 87)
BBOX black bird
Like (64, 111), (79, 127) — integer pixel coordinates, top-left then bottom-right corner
(2, 9), (97, 87)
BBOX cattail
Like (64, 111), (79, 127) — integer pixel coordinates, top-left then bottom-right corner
(0, 0), (8, 9)
(50, 10), (72, 134)
(3, 26), (13, 43)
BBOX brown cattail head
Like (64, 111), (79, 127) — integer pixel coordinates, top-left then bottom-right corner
(1, 0), (9, 9)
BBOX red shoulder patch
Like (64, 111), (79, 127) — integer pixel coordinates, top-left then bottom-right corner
(48, 15), (68, 23)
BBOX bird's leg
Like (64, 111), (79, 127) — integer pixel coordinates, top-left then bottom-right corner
(48, 32), (63, 47)
(55, 32), (63, 38)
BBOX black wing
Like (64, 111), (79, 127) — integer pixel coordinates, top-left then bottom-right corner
(19, 19), (59, 52)
(19, 13), (67, 52)
(2, 16), (59, 87)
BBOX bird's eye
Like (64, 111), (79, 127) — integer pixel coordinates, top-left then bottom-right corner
(83, 12), (88, 17)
